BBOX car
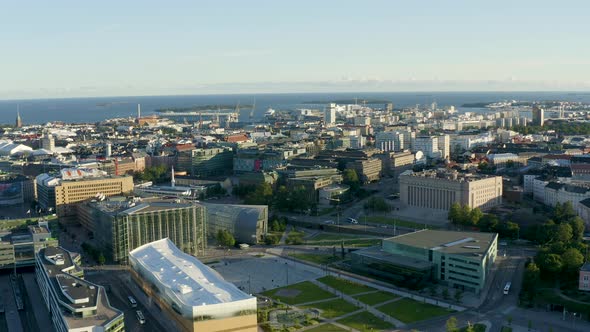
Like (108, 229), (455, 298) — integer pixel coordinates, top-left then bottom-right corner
(323, 220), (335, 224)
(347, 217), (358, 224)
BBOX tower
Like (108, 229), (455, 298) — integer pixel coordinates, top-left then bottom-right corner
(325, 103), (336, 124)
(532, 105), (544, 126)
(137, 104), (141, 120)
(105, 142), (112, 158)
(15, 109), (22, 128)
(171, 166), (176, 188)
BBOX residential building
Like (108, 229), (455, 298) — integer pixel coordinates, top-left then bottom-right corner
(325, 103), (337, 124)
(77, 197), (207, 263)
(36, 168), (134, 224)
(413, 136), (440, 159)
(35, 246), (125, 332)
(437, 134), (450, 160)
(399, 170), (502, 211)
(351, 230), (498, 293)
(201, 203), (267, 243)
(129, 239), (257, 332)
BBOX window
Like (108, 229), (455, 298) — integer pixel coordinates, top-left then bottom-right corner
(584, 276), (589, 281)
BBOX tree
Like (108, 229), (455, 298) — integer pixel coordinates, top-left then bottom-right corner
(245, 182), (273, 205)
(537, 253), (563, 274)
(448, 203), (462, 224)
(97, 252), (106, 265)
(570, 217), (585, 242)
(522, 262), (540, 301)
(454, 289), (463, 303)
(442, 288), (450, 300)
(479, 213), (499, 232)
(464, 323), (475, 332)
(460, 205), (472, 225)
(216, 229), (236, 247)
(562, 248), (584, 272)
(343, 169), (360, 191)
(445, 316), (457, 332)
(555, 223), (573, 243)
(469, 208), (483, 226)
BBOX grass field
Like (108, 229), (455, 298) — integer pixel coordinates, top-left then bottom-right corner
(318, 276), (376, 295)
(290, 253), (342, 265)
(0, 215), (58, 231)
(500, 327), (513, 332)
(375, 298), (454, 323)
(303, 298), (360, 318)
(460, 324), (486, 332)
(365, 216), (440, 230)
(354, 291), (399, 306)
(261, 281), (336, 305)
(305, 324), (348, 332)
(337, 311), (395, 331)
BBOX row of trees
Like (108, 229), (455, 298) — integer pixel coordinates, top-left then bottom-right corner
(134, 165), (169, 183)
(521, 202), (588, 304)
(449, 203), (520, 239)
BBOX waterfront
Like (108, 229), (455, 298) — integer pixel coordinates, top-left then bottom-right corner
(1, 91), (590, 124)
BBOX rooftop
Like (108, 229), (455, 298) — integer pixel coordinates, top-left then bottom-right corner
(129, 238), (254, 308)
(88, 197), (199, 216)
(384, 230), (497, 259)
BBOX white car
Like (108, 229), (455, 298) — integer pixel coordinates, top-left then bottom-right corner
(347, 218), (358, 224)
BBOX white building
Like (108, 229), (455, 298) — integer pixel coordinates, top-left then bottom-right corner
(413, 136), (440, 159)
(437, 134), (450, 160)
(129, 238), (257, 332)
(0, 140), (33, 156)
(325, 103), (337, 124)
(375, 131), (405, 152)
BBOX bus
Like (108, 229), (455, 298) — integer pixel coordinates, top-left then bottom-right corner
(503, 282), (511, 295)
(128, 296), (137, 308)
(136, 310), (146, 324)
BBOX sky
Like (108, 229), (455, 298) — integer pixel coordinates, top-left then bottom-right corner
(1, 0), (590, 99)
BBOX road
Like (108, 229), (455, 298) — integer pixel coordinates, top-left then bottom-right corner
(85, 270), (177, 332)
(0, 274), (23, 332)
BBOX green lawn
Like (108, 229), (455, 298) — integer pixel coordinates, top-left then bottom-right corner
(290, 253), (342, 265)
(302, 298), (360, 318)
(365, 216), (439, 230)
(337, 311), (395, 331)
(305, 324), (348, 332)
(375, 298), (454, 323)
(500, 327), (512, 332)
(536, 288), (590, 316)
(318, 276), (376, 295)
(354, 291), (399, 305)
(261, 281), (336, 305)
(311, 233), (359, 241)
(0, 215), (58, 231)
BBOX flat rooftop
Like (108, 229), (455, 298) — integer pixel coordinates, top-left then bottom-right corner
(38, 247), (122, 329)
(384, 230), (497, 259)
(88, 197), (199, 216)
(353, 246), (433, 271)
(129, 238), (254, 308)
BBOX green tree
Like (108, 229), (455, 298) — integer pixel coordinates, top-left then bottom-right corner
(448, 202), (462, 224)
(479, 213), (499, 232)
(469, 208), (483, 226)
(562, 248), (584, 272)
(343, 169), (360, 191)
(216, 229), (236, 247)
(97, 252), (106, 265)
(460, 205), (472, 225)
(555, 223), (573, 243)
(537, 253), (563, 274)
(570, 217), (585, 242)
(245, 182), (273, 205)
(522, 262), (540, 301)
(445, 316), (457, 332)
(454, 289), (463, 303)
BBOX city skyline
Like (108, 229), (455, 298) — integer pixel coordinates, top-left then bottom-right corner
(2, 0), (590, 99)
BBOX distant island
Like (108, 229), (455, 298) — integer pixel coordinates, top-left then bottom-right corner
(302, 99), (392, 105)
(155, 104), (253, 113)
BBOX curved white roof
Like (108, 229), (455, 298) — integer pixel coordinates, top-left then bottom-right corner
(129, 239), (253, 308)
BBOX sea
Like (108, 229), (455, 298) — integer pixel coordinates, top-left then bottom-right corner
(1, 91), (590, 125)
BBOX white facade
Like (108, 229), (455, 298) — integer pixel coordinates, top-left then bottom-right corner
(437, 134), (450, 160)
(129, 238), (256, 320)
(523, 174), (538, 193)
(325, 103), (337, 124)
(413, 136), (440, 159)
(375, 131), (404, 152)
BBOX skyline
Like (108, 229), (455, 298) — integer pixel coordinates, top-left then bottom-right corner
(2, 0), (590, 99)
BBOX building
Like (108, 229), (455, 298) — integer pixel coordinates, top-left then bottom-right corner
(0, 174), (36, 205)
(579, 263), (590, 291)
(375, 131), (405, 152)
(413, 136), (440, 159)
(437, 134), (450, 160)
(325, 103), (337, 124)
(399, 170), (502, 211)
(351, 230), (498, 293)
(346, 158), (382, 183)
(16, 111), (22, 128)
(318, 184), (350, 206)
(35, 247), (125, 332)
(177, 147), (233, 177)
(0, 223), (57, 269)
(41, 132), (55, 151)
(78, 197), (207, 263)
(35, 168), (134, 224)
(532, 105), (544, 126)
(129, 239), (257, 332)
(201, 202), (267, 244)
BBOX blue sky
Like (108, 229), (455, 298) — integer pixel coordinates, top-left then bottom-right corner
(1, 0), (590, 98)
